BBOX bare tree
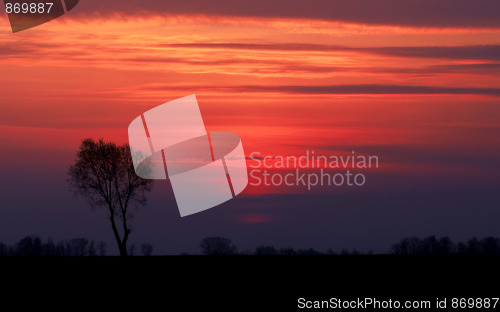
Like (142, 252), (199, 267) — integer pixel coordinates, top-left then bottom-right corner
(68, 138), (154, 256)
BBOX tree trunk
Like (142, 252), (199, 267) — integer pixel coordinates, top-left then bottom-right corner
(109, 210), (128, 256)
(119, 243), (128, 257)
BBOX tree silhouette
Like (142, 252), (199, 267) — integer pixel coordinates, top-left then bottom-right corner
(391, 237), (422, 254)
(43, 238), (57, 256)
(16, 236), (42, 256)
(255, 245), (277, 255)
(279, 248), (297, 255)
(0, 243), (8, 256)
(68, 138), (153, 256)
(88, 241), (97, 256)
(437, 237), (455, 254)
(480, 237), (500, 254)
(98, 242), (107, 256)
(466, 237), (481, 254)
(69, 238), (89, 256)
(200, 237), (237, 255)
(128, 244), (136, 256)
(141, 243), (153, 256)
(421, 236), (438, 254)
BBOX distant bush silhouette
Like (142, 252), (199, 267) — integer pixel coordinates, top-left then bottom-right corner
(128, 244), (137, 256)
(255, 246), (277, 255)
(15, 236), (42, 256)
(0, 242), (8, 256)
(2, 234), (499, 256)
(391, 236), (500, 254)
(296, 248), (322, 255)
(0, 236), (107, 256)
(201, 235), (500, 256)
(141, 243), (153, 256)
(200, 237), (237, 255)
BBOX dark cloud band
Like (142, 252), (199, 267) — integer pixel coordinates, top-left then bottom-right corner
(72, 0), (500, 28)
(140, 84), (500, 97)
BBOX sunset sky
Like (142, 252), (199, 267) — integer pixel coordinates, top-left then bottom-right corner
(0, 0), (499, 254)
